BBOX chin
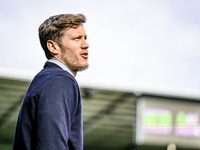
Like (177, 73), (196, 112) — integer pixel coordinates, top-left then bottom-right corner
(77, 65), (89, 72)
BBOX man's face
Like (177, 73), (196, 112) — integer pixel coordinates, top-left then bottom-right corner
(58, 25), (89, 74)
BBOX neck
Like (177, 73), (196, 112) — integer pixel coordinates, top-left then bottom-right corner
(52, 56), (77, 77)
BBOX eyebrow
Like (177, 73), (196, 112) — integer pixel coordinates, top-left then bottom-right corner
(73, 34), (87, 39)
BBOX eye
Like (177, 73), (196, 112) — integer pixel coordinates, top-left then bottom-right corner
(72, 36), (81, 40)
(75, 37), (80, 39)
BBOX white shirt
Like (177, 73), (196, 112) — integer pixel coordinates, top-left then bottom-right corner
(47, 59), (74, 76)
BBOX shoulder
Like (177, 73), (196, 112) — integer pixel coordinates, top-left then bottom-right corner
(28, 62), (79, 95)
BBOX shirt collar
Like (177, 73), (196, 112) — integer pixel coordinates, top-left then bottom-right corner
(47, 59), (74, 76)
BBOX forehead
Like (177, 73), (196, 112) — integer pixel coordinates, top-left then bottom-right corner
(63, 25), (86, 36)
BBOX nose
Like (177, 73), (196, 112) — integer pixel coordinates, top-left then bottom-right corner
(81, 39), (89, 50)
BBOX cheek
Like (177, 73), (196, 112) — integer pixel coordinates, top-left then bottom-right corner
(70, 48), (80, 58)
(65, 50), (80, 61)
(61, 44), (80, 59)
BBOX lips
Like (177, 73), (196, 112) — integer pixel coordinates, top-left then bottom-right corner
(81, 52), (88, 59)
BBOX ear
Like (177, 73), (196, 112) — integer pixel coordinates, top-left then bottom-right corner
(47, 40), (60, 55)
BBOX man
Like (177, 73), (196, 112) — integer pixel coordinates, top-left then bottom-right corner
(13, 14), (89, 150)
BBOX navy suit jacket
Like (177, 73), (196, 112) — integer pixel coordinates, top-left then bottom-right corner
(13, 62), (83, 150)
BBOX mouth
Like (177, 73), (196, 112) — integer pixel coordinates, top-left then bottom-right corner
(81, 52), (88, 59)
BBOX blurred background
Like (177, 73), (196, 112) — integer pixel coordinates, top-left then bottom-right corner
(1, 0), (200, 149)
